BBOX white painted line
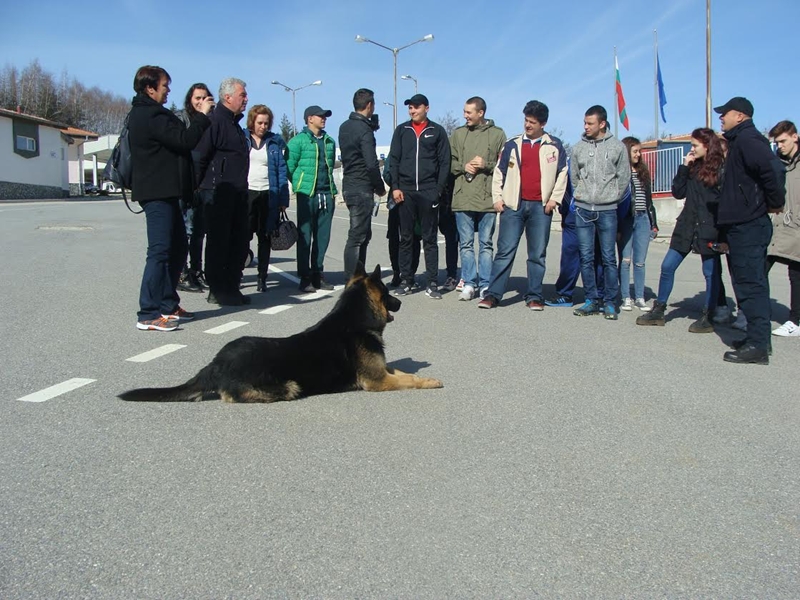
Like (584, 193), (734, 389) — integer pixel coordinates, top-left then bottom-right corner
(259, 305), (292, 315)
(268, 264), (300, 284)
(126, 344), (186, 363)
(16, 378), (96, 403)
(204, 321), (249, 335)
(292, 286), (344, 302)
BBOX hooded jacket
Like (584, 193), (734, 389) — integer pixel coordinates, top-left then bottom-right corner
(127, 94), (210, 203)
(195, 102), (250, 191)
(246, 131), (290, 233)
(492, 132), (569, 212)
(449, 119), (506, 212)
(768, 148), (800, 262)
(717, 119), (785, 225)
(670, 164), (721, 255)
(286, 126), (337, 196)
(338, 112), (385, 196)
(388, 119), (451, 196)
(570, 131), (630, 210)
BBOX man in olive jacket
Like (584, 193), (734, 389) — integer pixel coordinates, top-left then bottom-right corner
(449, 96), (506, 300)
(339, 88), (386, 282)
(287, 105), (337, 292)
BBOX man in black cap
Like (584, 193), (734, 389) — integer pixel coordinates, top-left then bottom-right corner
(287, 105), (337, 292)
(338, 88), (387, 281)
(715, 96), (785, 364)
(388, 93), (451, 298)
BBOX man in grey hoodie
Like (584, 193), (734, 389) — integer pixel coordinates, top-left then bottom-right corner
(570, 105), (631, 319)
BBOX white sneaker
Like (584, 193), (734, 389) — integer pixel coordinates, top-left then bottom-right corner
(479, 287), (489, 300)
(459, 285), (475, 301)
(455, 278), (465, 292)
(732, 311), (748, 331)
(772, 320), (800, 337)
(712, 305), (731, 324)
(620, 298), (632, 311)
(635, 298), (651, 312)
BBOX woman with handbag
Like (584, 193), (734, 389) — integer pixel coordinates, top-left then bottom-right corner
(245, 104), (290, 291)
(637, 128), (728, 330)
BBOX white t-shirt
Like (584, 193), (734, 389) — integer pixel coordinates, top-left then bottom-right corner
(248, 143), (270, 191)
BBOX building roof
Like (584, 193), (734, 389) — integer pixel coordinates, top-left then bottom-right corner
(0, 107), (69, 130)
(61, 126), (100, 140)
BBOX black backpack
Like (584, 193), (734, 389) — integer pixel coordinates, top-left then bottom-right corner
(103, 113), (141, 213)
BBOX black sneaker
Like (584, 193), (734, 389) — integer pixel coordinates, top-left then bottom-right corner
(178, 268), (202, 293)
(393, 282), (413, 296)
(723, 344), (769, 365)
(196, 270), (208, 288)
(298, 278), (315, 293)
(425, 284), (442, 299)
(390, 272), (402, 287)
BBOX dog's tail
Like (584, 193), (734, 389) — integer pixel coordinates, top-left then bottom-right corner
(118, 375), (204, 403)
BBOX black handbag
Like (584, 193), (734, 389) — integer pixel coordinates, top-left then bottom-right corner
(270, 212), (298, 251)
(103, 112), (141, 214)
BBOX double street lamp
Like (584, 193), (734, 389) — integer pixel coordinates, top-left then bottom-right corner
(355, 34), (434, 128)
(270, 79), (322, 134)
(401, 74), (418, 93)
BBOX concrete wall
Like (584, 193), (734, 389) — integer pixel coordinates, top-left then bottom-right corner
(0, 117), (70, 199)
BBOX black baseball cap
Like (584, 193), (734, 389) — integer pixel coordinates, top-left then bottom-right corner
(403, 93), (429, 107)
(304, 105), (332, 120)
(713, 97), (754, 117)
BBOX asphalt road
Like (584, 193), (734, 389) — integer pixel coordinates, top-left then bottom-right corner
(1, 197), (798, 599)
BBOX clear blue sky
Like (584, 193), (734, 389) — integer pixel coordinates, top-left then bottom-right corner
(2, 0), (796, 145)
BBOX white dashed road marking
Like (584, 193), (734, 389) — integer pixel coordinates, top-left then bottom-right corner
(16, 378), (96, 403)
(126, 344), (186, 363)
(259, 305), (292, 315)
(204, 321), (249, 335)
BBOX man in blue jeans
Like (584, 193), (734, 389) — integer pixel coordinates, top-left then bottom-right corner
(478, 101), (569, 310)
(569, 105), (631, 320)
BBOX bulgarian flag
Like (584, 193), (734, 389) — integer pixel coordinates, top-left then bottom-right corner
(615, 56), (630, 130)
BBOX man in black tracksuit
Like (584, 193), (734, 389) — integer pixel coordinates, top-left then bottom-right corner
(388, 93), (451, 299)
(339, 88), (386, 281)
(195, 78), (251, 306)
(715, 96), (785, 364)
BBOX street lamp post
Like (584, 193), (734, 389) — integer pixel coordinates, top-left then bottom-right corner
(400, 74), (418, 94)
(355, 34), (433, 128)
(270, 80), (322, 134)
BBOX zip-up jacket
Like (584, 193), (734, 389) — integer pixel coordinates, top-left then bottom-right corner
(128, 94), (210, 204)
(768, 149), (800, 262)
(624, 169), (658, 229)
(338, 112), (385, 195)
(492, 132), (569, 211)
(670, 164), (720, 256)
(570, 131), (630, 210)
(286, 126), (337, 196)
(195, 102), (250, 191)
(246, 130), (290, 232)
(388, 119), (451, 196)
(450, 119), (506, 212)
(718, 119), (785, 225)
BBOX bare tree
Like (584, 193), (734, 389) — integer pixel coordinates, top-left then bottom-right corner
(437, 110), (461, 136)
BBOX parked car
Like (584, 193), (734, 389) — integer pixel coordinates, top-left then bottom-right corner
(102, 181), (120, 193)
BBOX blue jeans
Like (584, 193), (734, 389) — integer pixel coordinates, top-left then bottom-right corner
(138, 198), (187, 320)
(486, 201), (552, 301)
(618, 211), (652, 300)
(554, 224), (580, 300)
(657, 248), (722, 310)
(455, 211), (496, 290)
(575, 207), (618, 303)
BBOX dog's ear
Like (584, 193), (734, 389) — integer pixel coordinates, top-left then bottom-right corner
(354, 262), (367, 279)
(369, 264), (382, 282)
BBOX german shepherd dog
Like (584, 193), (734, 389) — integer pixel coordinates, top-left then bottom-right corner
(118, 264), (443, 403)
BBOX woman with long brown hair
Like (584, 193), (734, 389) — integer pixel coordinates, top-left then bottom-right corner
(637, 127), (727, 330)
(619, 136), (658, 311)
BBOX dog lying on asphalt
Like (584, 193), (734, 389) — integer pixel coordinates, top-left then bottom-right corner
(118, 263), (443, 403)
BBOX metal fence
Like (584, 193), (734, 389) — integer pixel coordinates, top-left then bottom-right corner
(642, 146), (684, 194)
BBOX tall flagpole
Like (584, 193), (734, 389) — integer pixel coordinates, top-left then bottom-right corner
(654, 30), (659, 140)
(613, 46), (618, 138)
(706, 0), (712, 128)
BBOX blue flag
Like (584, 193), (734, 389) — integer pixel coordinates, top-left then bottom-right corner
(657, 53), (667, 123)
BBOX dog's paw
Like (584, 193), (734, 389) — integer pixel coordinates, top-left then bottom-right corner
(421, 378), (443, 389)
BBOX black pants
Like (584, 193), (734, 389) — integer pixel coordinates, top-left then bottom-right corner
(767, 255), (800, 325)
(248, 189), (274, 278)
(398, 190), (439, 286)
(724, 215), (773, 349)
(202, 185), (249, 295)
(343, 190), (374, 281)
(388, 206), (420, 277)
(438, 206), (459, 279)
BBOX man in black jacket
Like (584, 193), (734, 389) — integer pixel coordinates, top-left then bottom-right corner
(715, 96), (786, 364)
(339, 88), (386, 281)
(128, 65), (213, 331)
(388, 93), (451, 299)
(195, 77), (251, 306)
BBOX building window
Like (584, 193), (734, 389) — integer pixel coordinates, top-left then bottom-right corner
(16, 135), (36, 152)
